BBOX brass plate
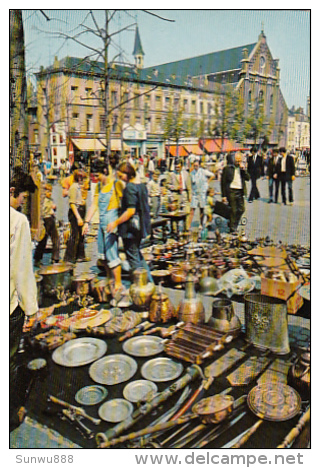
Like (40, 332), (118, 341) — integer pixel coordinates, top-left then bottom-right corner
(98, 399), (134, 423)
(247, 383), (301, 421)
(123, 380), (158, 403)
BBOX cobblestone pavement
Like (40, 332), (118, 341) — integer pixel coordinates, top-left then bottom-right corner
(52, 174), (310, 247)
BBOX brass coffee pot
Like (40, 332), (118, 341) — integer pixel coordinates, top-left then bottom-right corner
(149, 282), (176, 323)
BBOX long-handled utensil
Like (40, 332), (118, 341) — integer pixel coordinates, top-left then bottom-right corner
(168, 388), (232, 448)
(277, 406), (310, 448)
(96, 364), (202, 447)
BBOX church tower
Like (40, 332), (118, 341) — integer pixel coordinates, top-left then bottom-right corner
(133, 25), (145, 69)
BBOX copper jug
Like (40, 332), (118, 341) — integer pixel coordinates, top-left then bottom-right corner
(149, 283), (176, 323)
(288, 348), (310, 399)
(177, 273), (205, 324)
(129, 268), (155, 310)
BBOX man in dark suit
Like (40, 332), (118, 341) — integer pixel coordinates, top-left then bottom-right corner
(221, 152), (250, 233)
(274, 147), (296, 205)
(266, 148), (278, 203)
(247, 146), (263, 203)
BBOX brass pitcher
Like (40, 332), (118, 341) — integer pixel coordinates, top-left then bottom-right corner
(288, 348), (310, 399)
(129, 268), (155, 310)
(149, 283), (176, 323)
(177, 273), (205, 324)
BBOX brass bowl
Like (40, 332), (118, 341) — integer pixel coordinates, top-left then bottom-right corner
(192, 394), (234, 424)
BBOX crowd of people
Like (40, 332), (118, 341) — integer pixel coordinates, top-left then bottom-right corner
(9, 143), (307, 431)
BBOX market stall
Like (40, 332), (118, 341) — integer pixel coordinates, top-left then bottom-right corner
(18, 232), (310, 449)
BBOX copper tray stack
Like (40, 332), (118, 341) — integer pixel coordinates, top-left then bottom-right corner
(164, 323), (228, 364)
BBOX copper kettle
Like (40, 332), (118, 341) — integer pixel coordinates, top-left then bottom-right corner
(149, 283), (176, 323)
(288, 347), (310, 399)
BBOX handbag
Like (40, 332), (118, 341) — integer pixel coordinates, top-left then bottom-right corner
(128, 213), (141, 236)
(213, 200), (231, 220)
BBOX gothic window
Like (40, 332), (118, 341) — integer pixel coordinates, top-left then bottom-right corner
(248, 90), (252, 108)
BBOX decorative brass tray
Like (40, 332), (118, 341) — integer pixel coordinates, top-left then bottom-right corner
(247, 383), (301, 421)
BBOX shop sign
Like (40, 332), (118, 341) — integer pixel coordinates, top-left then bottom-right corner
(123, 129), (146, 140)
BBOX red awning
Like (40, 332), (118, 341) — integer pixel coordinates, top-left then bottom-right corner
(166, 145), (188, 157)
(204, 138), (249, 153)
(183, 144), (203, 155)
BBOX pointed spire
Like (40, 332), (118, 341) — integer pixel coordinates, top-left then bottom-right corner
(133, 25), (145, 57)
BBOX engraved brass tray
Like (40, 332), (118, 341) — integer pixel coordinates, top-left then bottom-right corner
(247, 383), (301, 421)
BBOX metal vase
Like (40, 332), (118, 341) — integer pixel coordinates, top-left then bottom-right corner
(244, 293), (290, 355)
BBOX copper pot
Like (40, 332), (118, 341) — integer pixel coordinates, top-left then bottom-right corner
(72, 274), (95, 296)
(192, 394), (234, 424)
(288, 349), (310, 399)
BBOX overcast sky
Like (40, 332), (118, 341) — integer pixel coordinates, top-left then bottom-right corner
(22, 9), (310, 111)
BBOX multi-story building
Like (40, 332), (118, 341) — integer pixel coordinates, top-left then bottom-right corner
(34, 26), (288, 169)
(287, 105), (310, 154)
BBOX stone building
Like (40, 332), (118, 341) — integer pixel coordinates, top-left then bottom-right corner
(34, 26), (288, 169)
(287, 105), (310, 154)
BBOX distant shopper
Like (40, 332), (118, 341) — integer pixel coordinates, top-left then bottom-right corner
(266, 149), (278, 203)
(34, 183), (60, 267)
(274, 147), (295, 205)
(64, 169), (87, 263)
(247, 147), (263, 203)
(221, 152), (250, 233)
(189, 159), (215, 230)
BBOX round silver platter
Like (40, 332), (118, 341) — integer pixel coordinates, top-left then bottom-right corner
(122, 335), (164, 357)
(89, 354), (138, 385)
(123, 380), (158, 403)
(141, 357), (183, 382)
(52, 337), (107, 367)
(98, 399), (134, 423)
(75, 385), (108, 406)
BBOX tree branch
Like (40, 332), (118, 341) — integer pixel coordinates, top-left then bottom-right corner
(141, 10), (175, 22)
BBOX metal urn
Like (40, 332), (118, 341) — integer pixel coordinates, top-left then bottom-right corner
(208, 298), (241, 335)
(244, 293), (290, 355)
(129, 268), (155, 310)
(177, 273), (205, 324)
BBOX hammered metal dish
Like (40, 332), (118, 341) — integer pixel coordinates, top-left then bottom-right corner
(75, 385), (108, 406)
(122, 336), (164, 357)
(247, 383), (301, 421)
(123, 380), (158, 403)
(98, 399), (134, 423)
(89, 354), (138, 385)
(141, 357), (183, 382)
(52, 337), (107, 367)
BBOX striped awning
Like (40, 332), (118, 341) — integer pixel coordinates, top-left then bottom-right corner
(183, 144), (203, 155)
(203, 138), (249, 153)
(72, 138), (128, 151)
(166, 145), (188, 157)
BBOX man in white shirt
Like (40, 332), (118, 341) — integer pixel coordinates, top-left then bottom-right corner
(10, 176), (38, 430)
(221, 152), (250, 232)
